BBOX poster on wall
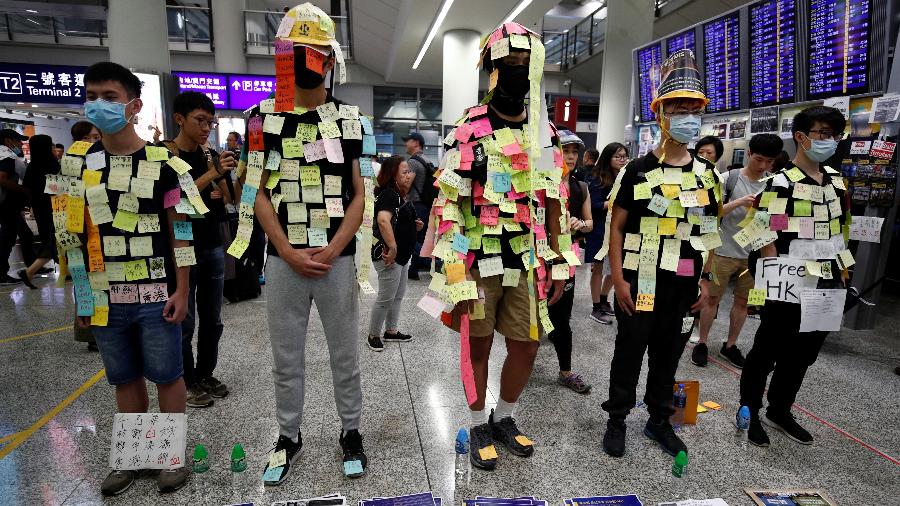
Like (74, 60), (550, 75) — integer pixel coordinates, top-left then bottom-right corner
(750, 106), (779, 133)
(134, 73), (165, 143)
(728, 120), (747, 139)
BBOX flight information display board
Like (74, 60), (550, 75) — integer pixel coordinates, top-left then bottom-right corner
(749, 0), (796, 107)
(637, 43), (663, 122)
(703, 12), (741, 112)
(808, 0), (871, 98)
(666, 29), (695, 55)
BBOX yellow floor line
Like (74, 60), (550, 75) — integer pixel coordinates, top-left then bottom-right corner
(0, 369), (106, 460)
(0, 431), (23, 444)
(0, 325), (69, 344)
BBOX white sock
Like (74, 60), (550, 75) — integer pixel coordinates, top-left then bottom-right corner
(494, 399), (517, 420)
(470, 408), (488, 426)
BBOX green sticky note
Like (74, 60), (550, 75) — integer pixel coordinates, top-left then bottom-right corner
(830, 218), (841, 236)
(640, 217), (658, 235)
(680, 171), (697, 190)
(748, 288), (766, 306)
(282, 138), (304, 159)
(557, 233), (573, 252)
(145, 146), (170, 162)
(645, 168), (664, 188)
(295, 123), (318, 142)
(511, 171), (531, 193)
(509, 235), (528, 254)
(785, 167), (805, 182)
(633, 182), (652, 200)
(793, 200), (812, 217)
(266, 171), (281, 190)
(666, 199), (685, 218)
(483, 237), (502, 254)
(759, 191), (777, 208)
(112, 209), (139, 232)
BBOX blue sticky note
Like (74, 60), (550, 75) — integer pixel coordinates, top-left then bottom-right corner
(359, 157), (374, 177)
(343, 459), (364, 476)
(241, 184), (258, 206)
(262, 465), (284, 482)
(359, 116), (373, 135)
(174, 221), (193, 240)
(452, 233), (470, 254)
(492, 172), (512, 193)
(362, 135), (376, 156)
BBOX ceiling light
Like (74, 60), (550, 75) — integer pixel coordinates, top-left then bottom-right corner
(501, 0), (532, 26)
(412, 0), (454, 70)
(25, 9), (38, 14)
(31, 104), (38, 107)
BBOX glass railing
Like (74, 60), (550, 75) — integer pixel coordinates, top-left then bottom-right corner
(244, 10), (352, 61)
(542, 3), (607, 70)
(0, 12), (107, 46)
(166, 5), (212, 52)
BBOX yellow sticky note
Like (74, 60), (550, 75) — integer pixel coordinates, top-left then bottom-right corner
(92, 306), (109, 326)
(66, 197), (85, 233)
(661, 184), (681, 199)
(514, 435), (534, 447)
(282, 138), (305, 159)
(748, 288), (766, 306)
(67, 141), (92, 156)
(124, 259), (148, 280)
(645, 168), (664, 188)
(702, 401), (722, 410)
(145, 146), (170, 162)
(759, 191), (777, 208)
(174, 246), (197, 267)
(478, 445), (498, 460)
(633, 182), (652, 200)
(639, 217), (658, 235)
(696, 404), (708, 413)
(636, 293), (655, 312)
(681, 171), (697, 190)
(696, 189), (710, 206)
(446, 263), (465, 284)
(227, 237), (250, 258)
(836, 249), (855, 269)
(785, 166), (805, 182)
(300, 165), (321, 187)
(295, 123), (318, 142)
(167, 156), (192, 175)
(82, 169), (103, 187)
(657, 217), (677, 236)
(263, 114), (286, 135)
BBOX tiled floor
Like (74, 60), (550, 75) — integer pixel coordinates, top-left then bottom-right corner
(1, 264), (898, 506)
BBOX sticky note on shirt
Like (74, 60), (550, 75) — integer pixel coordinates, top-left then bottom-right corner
(174, 221), (193, 240)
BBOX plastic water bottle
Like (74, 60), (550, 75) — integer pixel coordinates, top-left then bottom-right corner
(454, 428), (470, 487)
(230, 443), (249, 501)
(671, 450), (688, 498)
(735, 406), (750, 449)
(671, 384), (687, 431)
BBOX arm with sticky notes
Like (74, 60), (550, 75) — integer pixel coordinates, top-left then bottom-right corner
(164, 207), (191, 324)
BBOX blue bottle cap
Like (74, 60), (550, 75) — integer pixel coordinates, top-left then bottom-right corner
(739, 405), (750, 417)
(456, 427), (468, 444)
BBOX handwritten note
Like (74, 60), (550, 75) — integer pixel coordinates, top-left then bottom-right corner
(109, 413), (186, 470)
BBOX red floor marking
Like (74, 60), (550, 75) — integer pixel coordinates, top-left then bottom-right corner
(691, 345), (900, 466)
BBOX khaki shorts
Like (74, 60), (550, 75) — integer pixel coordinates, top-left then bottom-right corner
(708, 253), (754, 299)
(450, 268), (536, 341)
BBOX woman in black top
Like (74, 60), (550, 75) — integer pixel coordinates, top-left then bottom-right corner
(367, 155), (423, 351)
(18, 135), (59, 288)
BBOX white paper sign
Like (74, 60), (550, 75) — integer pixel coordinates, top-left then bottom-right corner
(109, 413), (186, 470)
(754, 257), (819, 304)
(849, 216), (884, 243)
(799, 289), (847, 332)
(849, 141), (871, 155)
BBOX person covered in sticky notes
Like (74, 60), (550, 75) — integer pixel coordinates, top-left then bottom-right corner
(54, 62), (198, 496)
(237, 2), (369, 486)
(600, 49), (721, 459)
(426, 23), (569, 471)
(737, 105), (850, 448)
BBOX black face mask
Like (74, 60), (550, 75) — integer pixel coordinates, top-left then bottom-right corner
(490, 61), (530, 116)
(293, 47), (331, 89)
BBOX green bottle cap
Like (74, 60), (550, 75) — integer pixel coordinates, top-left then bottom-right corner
(230, 443), (247, 472)
(231, 443), (245, 460)
(193, 444), (208, 460)
(675, 450), (688, 466)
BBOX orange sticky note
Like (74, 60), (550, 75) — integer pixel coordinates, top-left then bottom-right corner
(702, 401), (721, 410)
(515, 435), (534, 447)
(636, 293), (655, 312)
(446, 263), (465, 284)
(306, 47), (325, 75)
(478, 445), (498, 460)
(696, 189), (710, 206)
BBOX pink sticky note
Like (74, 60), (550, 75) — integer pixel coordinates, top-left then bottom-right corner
(473, 181), (484, 198)
(501, 142), (523, 156)
(770, 213), (789, 231)
(507, 190), (526, 200)
(536, 280), (546, 298)
(676, 258), (695, 277)
(798, 218), (814, 239)
(487, 30), (503, 47)
(559, 181), (569, 199)
(504, 22), (528, 34)
(164, 188), (181, 208)
(438, 220), (454, 235)
(534, 225), (547, 240)
(511, 153), (529, 170)
(515, 203), (530, 223)
(459, 161), (472, 171)
(455, 123), (474, 143)
(459, 315), (478, 406)
(464, 252), (475, 269)
(467, 105), (488, 118)
(459, 142), (475, 162)
(323, 138), (344, 163)
(553, 149), (564, 169)
(480, 206), (499, 225)
(469, 117), (493, 139)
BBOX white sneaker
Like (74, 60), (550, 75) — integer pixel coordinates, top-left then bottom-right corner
(688, 333), (700, 344)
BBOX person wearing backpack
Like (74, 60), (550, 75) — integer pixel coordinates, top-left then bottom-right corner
(367, 155), (423, 351)
(403, 131), (435, 279)
(692, 134), (783, 368)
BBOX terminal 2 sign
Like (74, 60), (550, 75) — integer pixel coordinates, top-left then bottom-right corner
(0, 62), (86, 105)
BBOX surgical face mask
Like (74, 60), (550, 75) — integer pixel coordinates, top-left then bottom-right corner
(85, 98), (133, 134)
(803, 137), (837, 163)
(666, 114), (701, 144)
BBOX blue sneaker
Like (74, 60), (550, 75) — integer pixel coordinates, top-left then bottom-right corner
(259, 275), (266, 285)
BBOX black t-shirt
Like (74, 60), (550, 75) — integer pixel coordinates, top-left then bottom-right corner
(373, 186), (417, 265)
(23, 158), (59, 219)
(0, 156), (22, 207)
(614, 151), (720, 283)
(169, 146), (224, 251)
(244, 97), (362, 258)
(85, 142), (182, 294)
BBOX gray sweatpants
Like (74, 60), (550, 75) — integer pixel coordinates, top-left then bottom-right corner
(266, 254), (362, 439)
(368, 260), (409, 336)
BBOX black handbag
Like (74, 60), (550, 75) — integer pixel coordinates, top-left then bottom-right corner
(371, 190), (402, 262)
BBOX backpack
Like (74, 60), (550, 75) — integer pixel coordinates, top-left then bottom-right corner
(223, 255), (262, 303)
(410, 154), (438, 204)
(724, 168), (742, 203)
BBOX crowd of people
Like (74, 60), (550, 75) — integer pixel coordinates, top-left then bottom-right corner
(1, 2), (853, 499)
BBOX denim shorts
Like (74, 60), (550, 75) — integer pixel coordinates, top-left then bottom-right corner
(92, 302), (184, 385)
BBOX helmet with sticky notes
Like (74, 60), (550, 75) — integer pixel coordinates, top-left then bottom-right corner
(276, 3), (337, 47)
(649, 49), (709, 115)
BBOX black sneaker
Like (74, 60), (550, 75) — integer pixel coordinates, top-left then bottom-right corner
(198, 376), (230, 398)
(407, 269), (420, 280)
(0, 275), (20, 286)
(488, 411), (534, 457)
(643, 418), (687, 456)
(691, 343), (708, 367)
(748, 417), (770, 447)
(367, 334), (384, 352)
(339, 429), (368, 478)
(382, 331), (412, 343)
(262, 432), (302, 486)
(764, 411), (813, 445)
(599, 300), (615, 316)
(469, 422), (498, 470)
(590, 309), (613, 325)
(720, 344), (746, 368)
(17, 269), (36, 289)
(602, 418), (626, 458)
